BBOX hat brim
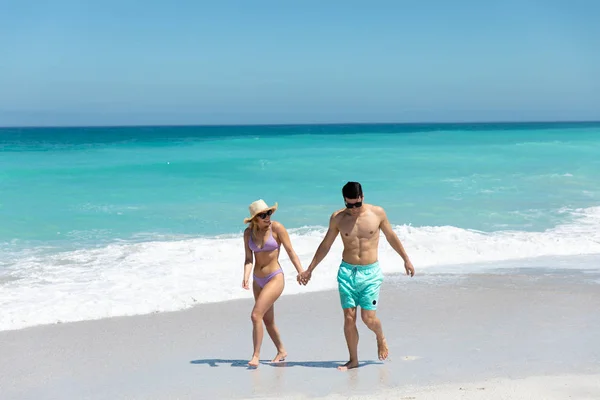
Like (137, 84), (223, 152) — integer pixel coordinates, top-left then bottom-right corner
(243, 202), (278, 224)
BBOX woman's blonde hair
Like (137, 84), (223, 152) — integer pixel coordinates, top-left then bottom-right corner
(248, 217), (260, 233)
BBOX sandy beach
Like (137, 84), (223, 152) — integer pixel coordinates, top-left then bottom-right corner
(1, 266), (599, 399)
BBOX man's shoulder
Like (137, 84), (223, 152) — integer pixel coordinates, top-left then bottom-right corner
(331, 208), (346, 219)
(368, 204), (385, 213)
(366, 204), (386, 218)
(327, 209), (347, 226)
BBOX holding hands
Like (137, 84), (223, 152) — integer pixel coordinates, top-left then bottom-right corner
(296, 270), (312, 286)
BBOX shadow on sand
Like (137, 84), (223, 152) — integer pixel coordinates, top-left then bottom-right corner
(190, 358), (382, 369)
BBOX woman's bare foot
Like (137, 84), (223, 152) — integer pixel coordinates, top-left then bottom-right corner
(248, 355), (260, 367)
(377, 337), (389, 360)
(337, 360), (359, 371)
(272, 350), (287, 362)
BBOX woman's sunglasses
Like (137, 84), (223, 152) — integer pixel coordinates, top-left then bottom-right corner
(258, 209), (273, 219)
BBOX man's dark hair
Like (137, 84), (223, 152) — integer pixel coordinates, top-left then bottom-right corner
(342, 181), (363, 199)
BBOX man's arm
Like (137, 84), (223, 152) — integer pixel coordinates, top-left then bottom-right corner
(307, 212), (340, 273)
(378, 207), (415, 276)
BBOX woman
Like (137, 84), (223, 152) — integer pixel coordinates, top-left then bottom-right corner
(242, 199), (304, 367)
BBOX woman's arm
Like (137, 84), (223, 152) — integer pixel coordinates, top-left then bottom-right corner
(242, 229), (253, 289)
(273, 222), (304, 274)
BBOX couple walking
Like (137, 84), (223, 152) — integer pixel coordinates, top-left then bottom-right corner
(242, 182), (415, 370)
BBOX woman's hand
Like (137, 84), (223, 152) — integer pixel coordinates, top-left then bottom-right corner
(297, 270), (312, 285)
(242, 278), (250, 290)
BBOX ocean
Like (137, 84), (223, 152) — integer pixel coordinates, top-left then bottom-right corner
(1, 122), (600, 331)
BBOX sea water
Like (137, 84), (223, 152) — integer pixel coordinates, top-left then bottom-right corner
(1, 122), (600, 331)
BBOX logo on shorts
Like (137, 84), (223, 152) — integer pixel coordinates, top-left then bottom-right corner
(372, 300), (377, 305)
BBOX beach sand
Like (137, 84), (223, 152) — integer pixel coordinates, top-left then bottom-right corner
(1, 266), (599, 399)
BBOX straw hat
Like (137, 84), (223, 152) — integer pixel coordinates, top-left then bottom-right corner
(243, 199), (278, 224)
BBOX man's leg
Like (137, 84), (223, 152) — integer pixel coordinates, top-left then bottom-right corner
(358, 264), (387, 360)
(360, 309), (388, 360)
(337, 263), (359, 370)
(338, 307), (360, 371)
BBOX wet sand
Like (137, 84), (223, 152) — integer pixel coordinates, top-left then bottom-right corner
(1, 267), (599, 399)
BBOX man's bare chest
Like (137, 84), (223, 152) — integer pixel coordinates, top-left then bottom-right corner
(339, 216), (380, 239)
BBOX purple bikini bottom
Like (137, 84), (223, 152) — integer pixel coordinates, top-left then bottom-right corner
(253, 268), (283, 288)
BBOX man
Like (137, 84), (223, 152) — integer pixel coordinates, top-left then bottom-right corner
(298, 181), (415, 371)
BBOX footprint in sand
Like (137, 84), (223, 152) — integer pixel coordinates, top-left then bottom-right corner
(401, 355), (422, 361)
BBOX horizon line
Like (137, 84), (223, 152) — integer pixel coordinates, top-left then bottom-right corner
(1, 119), (600, 130)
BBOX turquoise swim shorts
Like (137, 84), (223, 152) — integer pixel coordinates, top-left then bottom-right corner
(337, 260), (384, 310)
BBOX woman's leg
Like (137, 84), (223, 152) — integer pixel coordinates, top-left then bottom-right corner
(248, 273), (285, 367)
(263, 301), (287, 362)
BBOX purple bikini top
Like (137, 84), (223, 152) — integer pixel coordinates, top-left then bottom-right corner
(249, 228), (280, 253)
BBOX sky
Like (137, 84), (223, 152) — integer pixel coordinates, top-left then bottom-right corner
(1, 0), (599, 126)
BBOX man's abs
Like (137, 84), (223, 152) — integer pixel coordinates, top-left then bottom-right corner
(341, 236), (380, 265)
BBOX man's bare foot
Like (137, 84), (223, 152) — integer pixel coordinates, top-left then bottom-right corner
(248, 355), (260, 367)
(377, 337), (389, 361)
(272, 351), (287, 362)
(337, 360), (359, 371)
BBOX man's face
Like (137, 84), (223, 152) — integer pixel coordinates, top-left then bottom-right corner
(344, 196), (363, 216)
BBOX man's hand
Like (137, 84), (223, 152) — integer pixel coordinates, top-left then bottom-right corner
(404, 260), (415, 277)
(297, 270), (312, 285)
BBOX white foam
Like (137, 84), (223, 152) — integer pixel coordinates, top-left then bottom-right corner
(1, 206), (600, 332)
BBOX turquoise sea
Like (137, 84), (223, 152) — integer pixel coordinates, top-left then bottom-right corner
(2, 122), (600, 331)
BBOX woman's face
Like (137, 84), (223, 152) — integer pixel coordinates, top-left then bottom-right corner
(254, 209), (273, 228)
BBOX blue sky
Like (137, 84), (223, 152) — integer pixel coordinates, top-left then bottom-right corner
(1, 0), (599, 126)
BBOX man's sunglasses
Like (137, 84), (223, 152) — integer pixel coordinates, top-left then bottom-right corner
(258, 209), (273, 219)
(345, 201), (362, 209)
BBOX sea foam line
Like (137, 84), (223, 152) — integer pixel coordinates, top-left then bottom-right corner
(1, 207), (600, 332)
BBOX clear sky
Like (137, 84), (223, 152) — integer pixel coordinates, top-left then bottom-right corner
(1, 0), (599, 126)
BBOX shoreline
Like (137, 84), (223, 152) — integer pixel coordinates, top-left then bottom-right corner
(3, 252), (600, 333)
(1, 268), (599, 399)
